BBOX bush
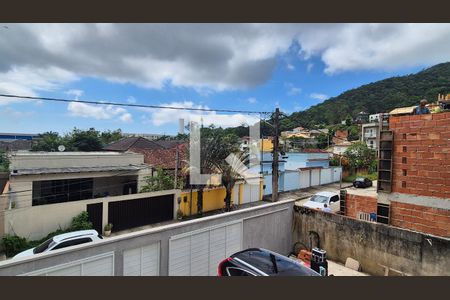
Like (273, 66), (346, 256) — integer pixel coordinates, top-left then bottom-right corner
(1, 235), (29, 258)
(68, 211), (93, 231)
(1, 211), (93, 257)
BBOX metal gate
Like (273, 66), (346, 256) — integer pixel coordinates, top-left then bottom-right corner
(87, 202), (103, 234)
(168, 221), (243, 276)
(108, 195), (174, 232)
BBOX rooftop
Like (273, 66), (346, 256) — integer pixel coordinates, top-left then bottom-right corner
(10, 164), (149, 176)
(10, 151), (134, 156)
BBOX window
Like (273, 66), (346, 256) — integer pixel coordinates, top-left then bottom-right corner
(33, 238), (56, 254)
(330, 195), (339, 203)
(226, 267), (255, 276)
(309, 195), (329, 204)
(377, 203), (390, 224)
(51, 238), (93, 250)
(32, 178), (94, 206)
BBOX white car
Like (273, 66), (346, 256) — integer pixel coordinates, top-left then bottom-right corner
(13, 230), (103, 259)
(302, 191), (340, 213)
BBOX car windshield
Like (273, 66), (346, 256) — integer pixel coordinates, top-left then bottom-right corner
(309, 195), (329, 204)
(33, 238), (56, 254)
(356, 177), (365, 181)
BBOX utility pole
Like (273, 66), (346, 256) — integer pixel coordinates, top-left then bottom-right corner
(272, 108), (280, 202)
(174, 145), (179, 189)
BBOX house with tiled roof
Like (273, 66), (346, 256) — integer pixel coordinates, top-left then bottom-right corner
(104, 137), (188, 173)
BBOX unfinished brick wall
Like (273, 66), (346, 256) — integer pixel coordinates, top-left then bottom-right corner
(345, 193), (378, 219)
(389, 112), (450, 199)
(390, 201), (450, 237)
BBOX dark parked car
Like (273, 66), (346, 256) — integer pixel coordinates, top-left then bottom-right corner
(353, 177), (373, 188)
(218, 248), (320, 276)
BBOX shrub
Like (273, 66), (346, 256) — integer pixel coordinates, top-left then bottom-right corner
(68, 211), (93, 231)
(1, 235), (29, 258)
(1, 211), (93, 257)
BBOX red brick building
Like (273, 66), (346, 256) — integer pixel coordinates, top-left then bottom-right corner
(344, 112), (450, 238)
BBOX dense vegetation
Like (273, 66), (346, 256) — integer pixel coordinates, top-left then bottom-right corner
(272, 62), (450, 129)
(0, 150), (9, 172)
(31, 128), (123, 152)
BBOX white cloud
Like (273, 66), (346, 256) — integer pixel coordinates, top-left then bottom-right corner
(286, 63), (295, 70)
(310, 93), (329, 101)
(306, 63), (314, 73)
(66, 89), (84, 99)
(142, 101), (259, 128)
(0, 23), (449, 100)
(67, 102), (133, 122)
(126, 96), (137, 104)
(0, 66), (77, 105)
(247, 97), (257, 104)
(285, 83), (301, 96)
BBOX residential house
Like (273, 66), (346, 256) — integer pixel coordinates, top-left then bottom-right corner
(104, 137), (187, 174)
(361, 113), (386, 152)
(123, 133), (170, 141)
(0, 132), (40, 152)
(0, 151), (179, 240)
(344, 111), (450, 238)
(355, 111), (369, 124)
(329, 140), (355, 155)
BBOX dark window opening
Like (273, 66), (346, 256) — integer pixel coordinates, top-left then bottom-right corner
(377, 203), (390, 224)
(402, 157), (407, 164)
(51, 238), (92, 250)
(226, 267), (255, 276)
(402, 170), (407, 176)
(32, 178), (94, 206)
(403, 146), (407, 152)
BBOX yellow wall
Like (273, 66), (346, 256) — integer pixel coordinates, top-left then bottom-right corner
(260, 139), (273, 152)
(179, 179), (263, 217)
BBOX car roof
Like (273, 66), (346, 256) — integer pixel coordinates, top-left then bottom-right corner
(314, 191), (338, 197)
(52, 230), (99, 242)
(231, 248), (320, 276)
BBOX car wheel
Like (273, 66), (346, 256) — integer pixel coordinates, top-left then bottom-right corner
(353, 183), (358, 188)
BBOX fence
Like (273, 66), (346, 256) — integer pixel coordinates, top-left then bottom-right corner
(292, 208), (450, 276)
(0, 199), (295, 276)
(263, 167), (342, 196)
(2, 190), (179, 240)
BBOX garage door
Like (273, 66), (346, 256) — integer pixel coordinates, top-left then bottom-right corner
(168, 221), (242, 276)
(311, 169), (320, 186)
(22, 252), (114, 276)
(123, 242), (160, 276)
(242, 184), (260, 204)
(233, 184), (240, 204)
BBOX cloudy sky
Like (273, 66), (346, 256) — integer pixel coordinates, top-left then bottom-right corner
(1, 23), (449, 135)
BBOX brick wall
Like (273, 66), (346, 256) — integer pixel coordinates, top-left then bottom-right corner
(389, 112), (450, 199)
(345, 193), (378, 219)
(390, 201), (450, 237)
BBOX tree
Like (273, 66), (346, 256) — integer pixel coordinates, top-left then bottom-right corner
(66, 128), (104, 151)
(0, 150), (9, 172)
(184, 126), (241, 214)
(140, 169), (182, 192)
(100, 129), (123, 145)
(32, 131), (65, 152)
(344, 142), (376, 172)
(316, 133), (330, 149)
(347, 125), (361, 141)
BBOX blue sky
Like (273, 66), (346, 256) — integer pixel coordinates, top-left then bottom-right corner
(0, 24), (448, 135)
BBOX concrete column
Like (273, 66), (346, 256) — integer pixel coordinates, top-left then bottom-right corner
(102, 201), (109, 233)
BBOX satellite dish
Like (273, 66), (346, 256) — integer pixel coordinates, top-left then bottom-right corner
(58, 145), (66, 152)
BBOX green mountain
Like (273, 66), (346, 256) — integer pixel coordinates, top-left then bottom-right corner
(284, 62), (450, 128)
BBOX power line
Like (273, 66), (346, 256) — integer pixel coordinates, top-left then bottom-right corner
(0, 94), (269, 115)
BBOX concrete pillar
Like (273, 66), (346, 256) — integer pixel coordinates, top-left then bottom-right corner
(102, 201), (109, 233)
